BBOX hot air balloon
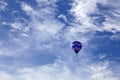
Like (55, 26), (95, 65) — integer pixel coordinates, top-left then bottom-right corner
(72, 41), (82, 54)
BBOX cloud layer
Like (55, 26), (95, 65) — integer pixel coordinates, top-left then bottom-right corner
(0, 0), (120, 80)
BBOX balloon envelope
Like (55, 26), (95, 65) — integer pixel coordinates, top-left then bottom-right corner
(72, 41), (82, 54)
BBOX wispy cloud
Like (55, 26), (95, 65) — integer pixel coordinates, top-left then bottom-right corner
(0, 0), (8, 11)
(0, 60), (119, 80)
(71, 0), (120, 33)
(0, 0), (120, 80)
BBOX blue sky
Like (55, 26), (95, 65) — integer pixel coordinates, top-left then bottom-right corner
(0, 0), (120, 80)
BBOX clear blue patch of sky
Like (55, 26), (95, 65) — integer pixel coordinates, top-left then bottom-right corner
(25, 52), (57, 66)
(95, 31), (114, 35)
(0, 51), (57, 67)
(91, 31), (120, 61)
(0, 56), (15, 65)
(0, 25), (11, 41)
(97, 3), (112, 11)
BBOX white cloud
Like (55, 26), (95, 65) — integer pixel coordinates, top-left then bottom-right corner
(110, 34), (120, 40)
(0, 0), (63, 56)
(0, 0), (98, 57)
(71, 0), (98, 26)
(0, 71), (14, 80)
(20, 2), (65, 43)
(98, 54), (107, 59)
(0, 0), (120, 79)
(0, 38), (30, 56)
(58, 14), (68, 22)
(10, 21), (30, 32)
(0, 60), (119, 80)
(35, 0), (57, 7)
(11, 22), (23, 30)
(0, 0), (61, 56)
(1, 21), (8, 25)
(0, 0), (8, 11)
(90, 62), (119, 80)
(21, 2), (34, 14)
(71, 0), (120, 33)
